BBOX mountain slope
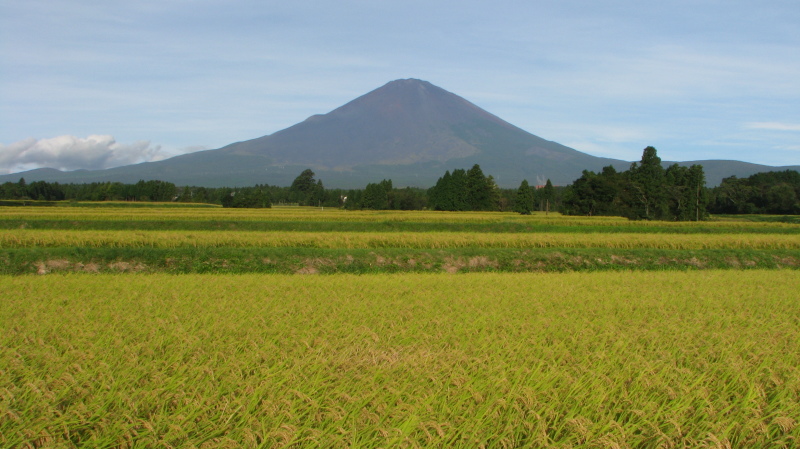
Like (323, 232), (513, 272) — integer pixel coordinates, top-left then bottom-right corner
(2, 79), (797, 188)
(206, 78), (625, 184)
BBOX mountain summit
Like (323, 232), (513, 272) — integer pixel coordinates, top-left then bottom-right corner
(3, 79), (797, 187)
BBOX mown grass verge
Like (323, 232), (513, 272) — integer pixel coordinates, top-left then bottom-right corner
(3, 247), (798, 274)
(3, 218), (799, 234)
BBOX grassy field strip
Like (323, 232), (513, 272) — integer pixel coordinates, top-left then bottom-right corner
(3, 229), (799, 250)
(2, 271), (798, 448)
(4, 247), (799, 275)
(4, 208), (528, 223)
(3, 207), (797, 228)
(0, 206), (582, 220)
(3, 220), (799, 235)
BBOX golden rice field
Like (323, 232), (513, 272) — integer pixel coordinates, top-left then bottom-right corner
(3, 229), (799, 250)
(2, 205), (798, 230)
(2, 204), (799, 447)
(2, 271), (799, 448)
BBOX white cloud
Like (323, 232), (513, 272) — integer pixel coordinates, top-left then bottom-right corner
(745, 122), (800, 131)
(0, 135), (175, 174)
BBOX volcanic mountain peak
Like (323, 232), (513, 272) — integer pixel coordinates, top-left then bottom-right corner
(222, 78), (523, 168)
(332, 78), (496, 120)
(333, 78), (510, 126)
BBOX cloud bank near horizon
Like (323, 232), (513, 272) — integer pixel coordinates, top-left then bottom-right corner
(0, 135), (186, 175)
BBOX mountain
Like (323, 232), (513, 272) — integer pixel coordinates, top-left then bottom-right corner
(2, 79), (798, 188)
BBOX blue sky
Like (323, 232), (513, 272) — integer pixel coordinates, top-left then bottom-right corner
(1, 0), (798, 174)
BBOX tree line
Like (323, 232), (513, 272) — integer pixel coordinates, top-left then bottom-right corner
(3, 146), (797, 218)
(0, 167), (562, 213)
(2, 179), (181, 203)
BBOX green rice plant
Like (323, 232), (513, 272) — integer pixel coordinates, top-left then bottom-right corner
(1, 206), (794, 225)
(2, 229), (798, 250)
(2, 271), (798, 447)
(4, 206), (797, 237)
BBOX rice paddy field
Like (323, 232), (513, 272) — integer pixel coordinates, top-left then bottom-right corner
(2, 204), (799, 448)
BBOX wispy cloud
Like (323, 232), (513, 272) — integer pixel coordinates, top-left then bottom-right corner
(745, 122), (800, 131)
(0, 135), (175, 174)
(2, 0), (800, 168)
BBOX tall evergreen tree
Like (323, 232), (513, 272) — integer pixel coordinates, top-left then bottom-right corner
(362, 182), (389, 210)
(428, 170), (452, 211)
(289, 169), (320, 205)
(541, 179), (555, 214)
(448, 169), (469, 211)
(627, 146), (668, 220)
(513, 179), (534, 215)
(310, 179), (326, 206)
(665, 164), (691, 220)
(466, 164), (493, 211)
(379, 179), (394, 209)
(665, 164), (708, 221)
(687, 165), (708, 221)
(485, 175), (501, 211)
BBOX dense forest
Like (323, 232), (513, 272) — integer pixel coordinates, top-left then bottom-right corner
(560, 147), (708, 221)
(707, 170), (800, 215)
(558, 148), (799, 219)
(2, 147), (798, 218)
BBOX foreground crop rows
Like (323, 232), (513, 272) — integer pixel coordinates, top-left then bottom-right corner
(2, 271), (798, 448)
(3, 205), (798, 448)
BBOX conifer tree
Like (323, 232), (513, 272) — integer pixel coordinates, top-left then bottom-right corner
(449, 169), (469, 211)
(628, 146), (667, 220)
(514, 179), (533, 214)
(362, 182), (388, 210)
(541, 179), (555, 214)
(466, 164), (492, 211)
(289, 169), (316, 205)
